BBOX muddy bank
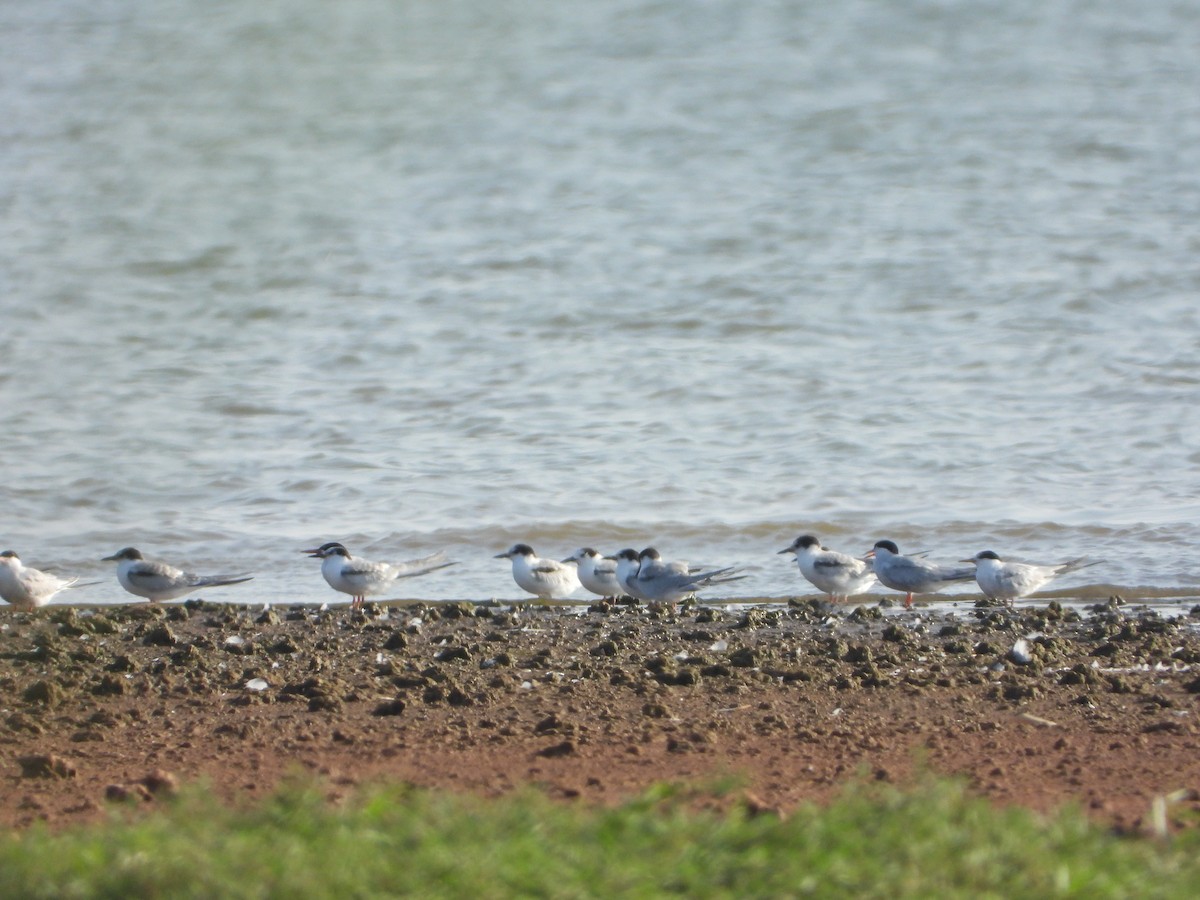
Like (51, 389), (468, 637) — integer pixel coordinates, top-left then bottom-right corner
(3, 594), (1200, 832)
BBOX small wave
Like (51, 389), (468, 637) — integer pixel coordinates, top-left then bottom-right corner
(206, 400), (289, 417)
(125, 245), (236, 277)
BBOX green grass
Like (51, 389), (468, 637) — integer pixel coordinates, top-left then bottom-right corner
(2, 778), (1196, 898)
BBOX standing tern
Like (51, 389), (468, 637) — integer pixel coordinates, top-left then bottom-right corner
(613, 548), (648, 601)
(102, 547), (253, 602)
(779, 534), (877, 602)
(0, 550), (98, 610)
(304, 541), (457, 609)
(963, 550), (1099, 605)
(563, 548), (623, 599)
(495, 544), (581, 600)
(613, 547), (743, 607)
(866, 540), (976, 609)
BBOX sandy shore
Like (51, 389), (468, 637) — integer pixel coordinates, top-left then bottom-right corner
(4, 594), (1200, 832)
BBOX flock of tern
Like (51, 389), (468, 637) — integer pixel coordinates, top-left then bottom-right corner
(0, 534), (1099, 612)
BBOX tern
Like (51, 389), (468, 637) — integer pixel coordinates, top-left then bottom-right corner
(963, 550), (1098, 605)
(613, 548), (647, 600)
(495, 543), (581, 600)
(613, 547), (743, 606)
(303, 541), (456, 609)
(563, 548), (623, 599)
(779, 534), (877, 602)
(866, 540), (976, 609)
(102, 547), (253, 602)
(0, 550), (98, 610)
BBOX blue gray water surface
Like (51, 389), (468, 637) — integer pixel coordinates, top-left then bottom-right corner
(2, 1), (1198, 605)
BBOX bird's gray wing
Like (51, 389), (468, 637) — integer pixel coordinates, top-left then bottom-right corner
(129, 561), (186, 584)
(886, 557), (939, 589)
(935, 564), (979, 583)
(1000, 566), (1043, 595)
(193, 573), (254, 587)
(815, 554), (866, 576)
(1055, 557), (1099, 576)
(391, 552), (457, 579)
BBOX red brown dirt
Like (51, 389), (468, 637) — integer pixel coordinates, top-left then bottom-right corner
(4, 596), (1200, 832)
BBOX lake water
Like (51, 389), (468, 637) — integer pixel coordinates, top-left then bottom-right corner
(2, 0), (1199, 606)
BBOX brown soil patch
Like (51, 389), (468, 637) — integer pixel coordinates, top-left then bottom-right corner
(4, 597), (1200, 832)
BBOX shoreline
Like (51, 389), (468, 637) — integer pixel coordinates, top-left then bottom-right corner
(4, 595), (1200, 833)
(8, 581), (1200, 611)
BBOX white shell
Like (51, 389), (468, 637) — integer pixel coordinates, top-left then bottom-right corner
(1009, 638), (1033, 666)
